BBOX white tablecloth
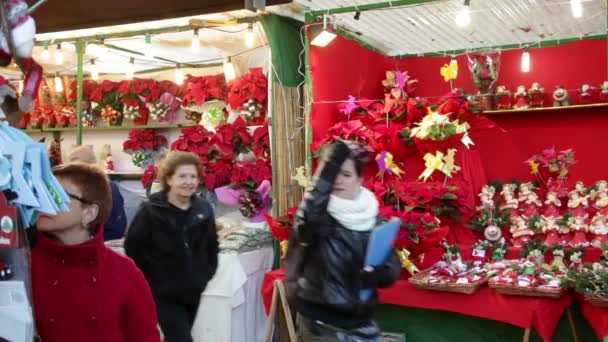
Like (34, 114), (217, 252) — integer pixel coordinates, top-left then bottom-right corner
(192, 247), (274, 342)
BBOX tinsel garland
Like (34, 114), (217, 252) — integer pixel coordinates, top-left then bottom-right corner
(148, 102), (169, 121)
(101, 106), (122, 125)
(123, 105), (141, 121)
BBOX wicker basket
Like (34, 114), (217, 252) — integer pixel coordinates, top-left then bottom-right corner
(585, 295), (608, 308)
(489, 282), (567, 299)
(409, 268), (487, 295)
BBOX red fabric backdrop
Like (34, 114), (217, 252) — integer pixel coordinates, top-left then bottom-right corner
(309, 34), (608, 184)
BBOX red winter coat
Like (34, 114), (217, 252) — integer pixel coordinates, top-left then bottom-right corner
(31, 228), (161, 342)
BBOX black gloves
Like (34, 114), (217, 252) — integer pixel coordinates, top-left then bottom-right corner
(359, 265), (397, 289)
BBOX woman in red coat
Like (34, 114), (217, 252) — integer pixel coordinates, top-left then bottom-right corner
(32, 162), (161, 342)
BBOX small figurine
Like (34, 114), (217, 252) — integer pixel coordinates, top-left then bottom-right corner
(513, 85), (529, 109)
(568, 191), (589, 218)
(521, 192), (542, 217)
(553, 86), (571, 107)
(600, 81), (608, 103)
(558, 217), (572, 246)
(528, 82), (545, 107)
(510, 215), (535, 248)
(543, 191), (561, 217)
(542, 215), (561, 246)
(594, 190), (608, 216)
(100, 144), (114, 172)
(590, 180), (608, 200)
(517, 183), (536, 215)
(569, 216), (589, 247)
(579, 84), (598, 105)
(574, 181), (588, 198)
(494, 86), (512, 110)
(477, 193), (494, 211)
(567, 249), (584, 271)
(590, 214), (608, 247)
(550, 247), (567, 273)
(481, 184), (496, 198)
(501, 192), (519, 211)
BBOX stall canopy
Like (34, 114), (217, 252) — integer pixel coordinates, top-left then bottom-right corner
(28, 0), (291, 33)
(292, 0), (607, 56)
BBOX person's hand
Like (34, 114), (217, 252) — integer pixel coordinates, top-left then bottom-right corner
(359, 266), (376, 289)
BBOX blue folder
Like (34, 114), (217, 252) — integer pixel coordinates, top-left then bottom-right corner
(360, 217), (402, 301)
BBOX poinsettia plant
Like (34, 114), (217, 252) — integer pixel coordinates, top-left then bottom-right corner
(122, 129), (168, 168)
(213, 117), (253, 157)
(180, 74), (226, 108)
(226, 67), (267, 110)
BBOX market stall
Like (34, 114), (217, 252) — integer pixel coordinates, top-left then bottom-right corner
(261, 0), (608, 341)
(0, 2), (291, 341)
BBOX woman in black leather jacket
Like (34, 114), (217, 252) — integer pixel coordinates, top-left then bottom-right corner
(125, 151), (219, 342)
(288, 140), (401, 342)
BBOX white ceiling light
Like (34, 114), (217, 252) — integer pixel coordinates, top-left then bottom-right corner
(245, 23), (255, 48)
(311, 14), (336, 47)
(223, 56), (236, 81)
(570, 0), (583, 18)
(175, 64), (184, 85)
(191, 28), (200, 52)
(455, 0), (471, 27)
(521, 47), (530, 73)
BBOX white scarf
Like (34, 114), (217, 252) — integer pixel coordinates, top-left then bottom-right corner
(327, 187), (379, 232)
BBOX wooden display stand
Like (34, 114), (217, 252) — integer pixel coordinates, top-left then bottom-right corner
(265, 280), (296, 342)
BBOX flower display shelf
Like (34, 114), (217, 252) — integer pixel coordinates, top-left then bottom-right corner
(408, 268), (488, 295)
(23, 123), (197, 133)
(485, 102), (608, 116)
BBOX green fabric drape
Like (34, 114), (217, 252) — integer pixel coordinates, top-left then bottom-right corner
(261, 14), (304, 87)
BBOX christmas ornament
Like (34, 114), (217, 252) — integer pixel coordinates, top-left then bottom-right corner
(0, 0), (43, 115)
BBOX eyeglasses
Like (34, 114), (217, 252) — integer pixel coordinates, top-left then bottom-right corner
(67, 192), (93, 205)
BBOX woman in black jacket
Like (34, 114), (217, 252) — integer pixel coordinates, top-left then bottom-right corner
(288, 140), (401, 342)
(125, 151), (219, 342)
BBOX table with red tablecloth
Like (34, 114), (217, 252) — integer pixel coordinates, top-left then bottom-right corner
(577, 295), (608, 341)
(262, 269), (577, 342)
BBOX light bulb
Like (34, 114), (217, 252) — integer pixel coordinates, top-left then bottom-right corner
(191, 29), (200, 52)
(245, 23), (255, 48)
(41, 41), (50, 61)
(175, 64), (184, 85)
(311, 14), (336, 47)
(55, 44), (63, 65)
(126, 57), (135, 79)
(455, 0), (471, 27)
(54, 74), (64, 92)
(90, 59), (99, 80)
(570, 0), (582, 18)
(144, 33), (153, 58)
(223, 57), (236, 81)
(521, 48), (530, 73)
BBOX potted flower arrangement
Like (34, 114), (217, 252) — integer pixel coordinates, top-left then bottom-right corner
(122, 129), (168, 168)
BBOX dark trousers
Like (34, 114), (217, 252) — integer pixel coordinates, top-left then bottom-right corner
(156, 297), (199, 342)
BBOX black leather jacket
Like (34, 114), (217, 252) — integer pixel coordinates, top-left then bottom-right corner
(290, 142), (401, 329)
(125, 192), (219, 303)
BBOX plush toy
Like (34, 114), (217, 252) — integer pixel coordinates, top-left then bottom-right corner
(599, 81), (608, 103)
(510, 215), (535, 247)
(569, 216), (589, 247)
(552, 86), (571, 107)
(528, 82), (544, 107)
(590, 214), (608, 247)
(543, 216), (561, 246)
(494, 85), (511, 109)
(513, 85), (529, 109)
(0, 0), (42, 115)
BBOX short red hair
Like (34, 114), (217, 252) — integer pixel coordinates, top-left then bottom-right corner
(52, 162), (112, 234)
